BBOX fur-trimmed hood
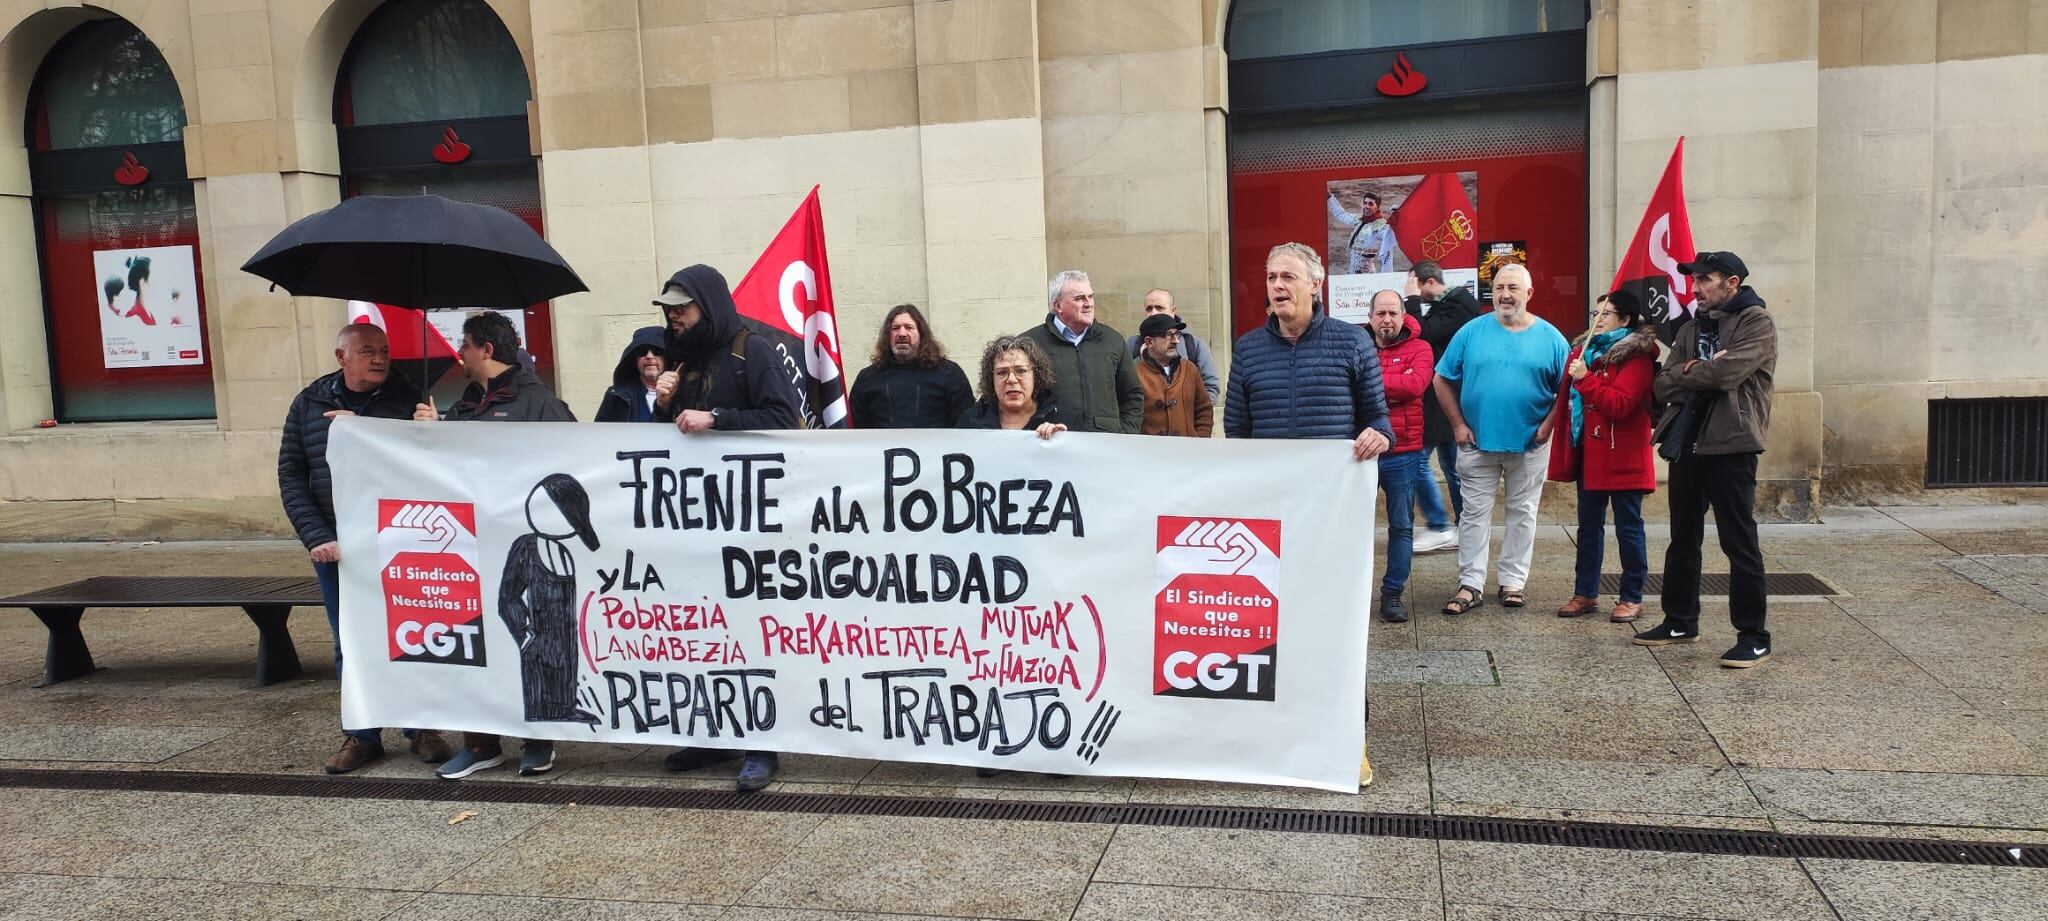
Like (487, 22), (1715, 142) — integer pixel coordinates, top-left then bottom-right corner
(1575, 325), (1658, 369)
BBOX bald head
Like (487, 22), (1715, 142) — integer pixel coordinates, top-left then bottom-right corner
(1143, 288), (1177, 318)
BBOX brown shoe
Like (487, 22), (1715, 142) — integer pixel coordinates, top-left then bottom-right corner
(410, 730), (454, 763)
(1609, 601), (1643, 623)
(324, 736), (384, 774)
(1556, 595), (1599, 618)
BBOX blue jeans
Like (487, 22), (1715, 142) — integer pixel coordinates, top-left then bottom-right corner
(315, 559), (412, 744)
(1378, 451), (1419, 596)
(1575, 486), (1649, 603)
(1414, 441), (1461, 530)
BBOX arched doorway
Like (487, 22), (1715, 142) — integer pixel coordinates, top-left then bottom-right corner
(28, 18), (212, 422)
(334, 0), (552, 389)
(1225, 0), (1588, 337)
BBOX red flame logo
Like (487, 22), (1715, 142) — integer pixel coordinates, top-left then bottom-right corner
(432, 126), (472, 164)
(1375, 52), (1427, 97)
(113, 151), (149, 186)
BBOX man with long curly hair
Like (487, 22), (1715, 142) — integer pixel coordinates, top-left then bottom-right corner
(848, 304), (974, 428)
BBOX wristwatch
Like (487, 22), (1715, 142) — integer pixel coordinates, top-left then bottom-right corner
(709, 408), (724, 426)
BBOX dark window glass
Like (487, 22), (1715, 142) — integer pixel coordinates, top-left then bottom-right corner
(1231, 0), (1579, 59)
(33, 20), (186, 150)
(342, 0), (531, 126)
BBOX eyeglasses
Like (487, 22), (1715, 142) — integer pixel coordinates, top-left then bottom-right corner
(1591, 309), (1621, 319)
(993, 367), (1031, 381)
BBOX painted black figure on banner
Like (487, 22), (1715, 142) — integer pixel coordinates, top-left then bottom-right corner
(503, 473), (602, 725)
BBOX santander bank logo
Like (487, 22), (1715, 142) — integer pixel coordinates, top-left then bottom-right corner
(113, 151), (149, 186)
(432, 126), (472, 164)
(1375, 52), (1427, 97)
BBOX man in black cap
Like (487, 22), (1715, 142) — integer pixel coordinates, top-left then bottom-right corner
(1633, 250), (1779, 668)
(648, 265), (804, 789)
(1134, 311), (1211, 437)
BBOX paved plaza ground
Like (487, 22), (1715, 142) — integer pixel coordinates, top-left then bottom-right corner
(0, 503), (2043, 920)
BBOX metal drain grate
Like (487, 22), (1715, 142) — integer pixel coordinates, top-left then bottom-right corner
(0, 768), (2036, 869)
(1598, 572), (1839, 596)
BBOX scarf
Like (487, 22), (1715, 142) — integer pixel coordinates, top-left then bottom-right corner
(1570, 326), (1632, 446)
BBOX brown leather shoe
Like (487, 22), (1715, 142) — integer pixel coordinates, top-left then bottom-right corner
(410, 730), (454, 763)
(324, 736), (383, 774)
(1556, 595), (1599, 618)
(1609, 601), (1643, 623)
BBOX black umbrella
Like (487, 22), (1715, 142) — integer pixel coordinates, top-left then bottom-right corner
(241, 194), (588, 399)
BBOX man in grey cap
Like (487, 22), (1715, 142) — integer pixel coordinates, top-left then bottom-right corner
(1632, 250), (1779, 668)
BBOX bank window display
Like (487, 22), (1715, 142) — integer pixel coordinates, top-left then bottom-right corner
(1230, 0), (1580, 59)
(335, 0), (554, 390)
(28, 19), (213, 422)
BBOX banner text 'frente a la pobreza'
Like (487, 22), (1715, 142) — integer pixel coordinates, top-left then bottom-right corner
(329, 420), (1375, 791)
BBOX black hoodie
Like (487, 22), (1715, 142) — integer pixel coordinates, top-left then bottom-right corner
(594, 326), (668, 422)
(653, 265), (803, 431)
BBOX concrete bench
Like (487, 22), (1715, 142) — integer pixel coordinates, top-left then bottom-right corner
(0, 576), (314, 687)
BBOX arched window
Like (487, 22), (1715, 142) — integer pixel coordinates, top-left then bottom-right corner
(1230, 0), (1579, 60)
(335, 0), (553, 389)
(27, 19), (212, 422)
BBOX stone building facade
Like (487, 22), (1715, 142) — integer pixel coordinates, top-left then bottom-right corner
(0, 0), (2040, 539)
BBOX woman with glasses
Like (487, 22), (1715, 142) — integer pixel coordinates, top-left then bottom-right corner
(1549, 290), (1660, 623)
(958, 335), (1068, 439)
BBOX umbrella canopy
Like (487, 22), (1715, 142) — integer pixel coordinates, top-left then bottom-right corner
(240, 194), (587, 308)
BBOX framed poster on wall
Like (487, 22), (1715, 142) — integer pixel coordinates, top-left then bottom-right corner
(1324, 172), (1479, 324)
(91, 244), (204, 369)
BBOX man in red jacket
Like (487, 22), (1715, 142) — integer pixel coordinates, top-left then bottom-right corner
(1368, 290), (1434, 622)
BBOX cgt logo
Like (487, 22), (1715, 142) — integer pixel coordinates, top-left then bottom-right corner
(378, 500), (486, 667)
(393, 619), (482, 662)
(1161, 651), (1273, 696)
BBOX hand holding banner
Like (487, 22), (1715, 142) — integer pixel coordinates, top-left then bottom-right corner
(330, 422), (1376, 791)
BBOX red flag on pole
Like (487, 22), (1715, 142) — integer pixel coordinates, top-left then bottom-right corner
(1608, 138), (1696, 342)
(346, 300), (457, 361)
(1388, 171), (1479, 269)
(730, 186), (849, 429)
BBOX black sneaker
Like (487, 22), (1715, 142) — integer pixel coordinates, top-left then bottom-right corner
(1718, 643), (1770, 668)
(1631, 622), (1700, 646)
(1379, 593), (1408, 624)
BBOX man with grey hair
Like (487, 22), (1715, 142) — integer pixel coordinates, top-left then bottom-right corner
(1226, 241), (1392, 788)
(1020, 269), (1143, 433)
(1431, 263), (1569, 617)
(1126, 288), (1220, 404)
(280, 322), (452, 774)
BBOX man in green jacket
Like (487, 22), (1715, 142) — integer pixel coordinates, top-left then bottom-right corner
(1633, 250), (1778, 668)
(1019, 269), (1143, 433)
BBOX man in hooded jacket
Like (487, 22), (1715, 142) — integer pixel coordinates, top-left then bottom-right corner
(650, 264), (803, 434)
(649, 264), (803, 790)
(594, 326), (671, 422)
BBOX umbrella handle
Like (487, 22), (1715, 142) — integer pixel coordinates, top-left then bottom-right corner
(419, 309), (433, 408)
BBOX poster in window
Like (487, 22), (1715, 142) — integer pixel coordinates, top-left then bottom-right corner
(1477, 240), (1528, 304)
(1324, 172), (1480, 325)
(92, 244), (204, 369)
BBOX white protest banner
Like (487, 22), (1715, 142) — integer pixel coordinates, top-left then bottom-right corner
(330, 420), (1375, 791)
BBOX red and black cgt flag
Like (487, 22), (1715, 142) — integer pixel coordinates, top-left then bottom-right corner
(1608, 138), (1696, 343)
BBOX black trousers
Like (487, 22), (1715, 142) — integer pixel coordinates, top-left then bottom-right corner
(1660, 452), (1769, 646)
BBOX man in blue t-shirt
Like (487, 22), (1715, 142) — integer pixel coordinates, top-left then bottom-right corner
(1430, 263), (1569, 616)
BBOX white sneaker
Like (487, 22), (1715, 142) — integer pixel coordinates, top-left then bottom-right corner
(1413, 529), (1457, 553)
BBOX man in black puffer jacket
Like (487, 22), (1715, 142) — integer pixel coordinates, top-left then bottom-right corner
(278, 322), (448, 774)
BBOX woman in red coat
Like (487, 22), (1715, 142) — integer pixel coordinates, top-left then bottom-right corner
(1550, 291), (1659, 622)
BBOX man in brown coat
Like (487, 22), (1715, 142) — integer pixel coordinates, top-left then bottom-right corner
(1135, 312), (1212, 437)
(1634, 250), (1778, 668)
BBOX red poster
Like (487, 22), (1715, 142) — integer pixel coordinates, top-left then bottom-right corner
(376, 499), (486, 667)
(1153, 517), (1282, 701)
